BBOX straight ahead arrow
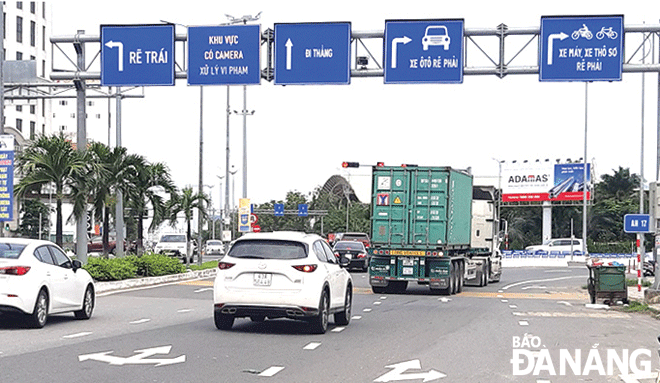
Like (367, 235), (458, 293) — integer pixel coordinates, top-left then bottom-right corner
(285, 38), (293, 70)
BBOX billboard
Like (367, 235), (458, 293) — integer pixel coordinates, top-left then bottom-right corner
(502, 162), (591, 202)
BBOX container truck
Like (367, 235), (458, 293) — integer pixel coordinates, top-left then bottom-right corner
(368, 166), (502, 294)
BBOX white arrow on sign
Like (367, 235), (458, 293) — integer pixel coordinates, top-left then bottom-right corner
(391, 36), (412, 69)
(285, 38), (293, 70)
(374, 359), (446, 382)
(105, 40), (124, 72)
(546, 32), (568, 65)
(79, 345), (185, 367)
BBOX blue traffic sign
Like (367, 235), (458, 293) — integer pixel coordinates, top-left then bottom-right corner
(298, 204), (309, 217)
(274, 203), (284, 217)
(540, 16), (624, 82)
(188, 25), (261, 85)
(274, 23), (351, 85)
(624, 214), (652, 233)
(101, 24), (175, 86)
(384, 19), (464, 84)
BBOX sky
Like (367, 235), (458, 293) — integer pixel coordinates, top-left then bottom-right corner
(50, 0), (660, 211)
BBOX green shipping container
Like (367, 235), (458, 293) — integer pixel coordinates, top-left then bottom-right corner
(371, 166), (473, 249)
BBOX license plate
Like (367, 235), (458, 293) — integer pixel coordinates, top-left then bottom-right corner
(402, 258), (415, 266)
(253, 273), (272, 286)
(402, 267), (414, 275)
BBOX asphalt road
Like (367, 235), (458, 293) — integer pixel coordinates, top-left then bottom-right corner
(1, 266), (659, 383)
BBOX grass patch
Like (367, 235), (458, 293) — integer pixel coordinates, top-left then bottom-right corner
(626, 278), (653, 287)
(188, 260), (218, 271)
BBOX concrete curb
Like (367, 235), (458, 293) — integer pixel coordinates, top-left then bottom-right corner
(95, 268), (217, 294)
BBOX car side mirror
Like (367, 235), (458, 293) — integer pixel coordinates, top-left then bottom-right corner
(339, 253), (352, 268)
(72, 259), (82, 272)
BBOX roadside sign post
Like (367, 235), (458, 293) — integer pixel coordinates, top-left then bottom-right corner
(100, 24), (175, 86)
(187, 25), (261, 85)
(624, 214), (652, 293)
(539, 15), (624, 82)
(384, 19), (464, 84)
(274, 22), (351, 85)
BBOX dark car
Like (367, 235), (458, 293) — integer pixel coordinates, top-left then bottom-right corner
(336, 232), (371, 249)
(87, 236), (126, 255)
(333, 240), (369, 271)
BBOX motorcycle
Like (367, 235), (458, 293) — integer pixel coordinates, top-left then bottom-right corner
(644, 260), (656, 277)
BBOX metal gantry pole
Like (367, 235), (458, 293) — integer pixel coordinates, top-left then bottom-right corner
(242, 85), (247, 198)
(225, 86), (231, 226)
(197, 86), (204, 266)
(75, 30), (88, 263)
(583, 82), (588, 258)
(115, 87), (125, 257)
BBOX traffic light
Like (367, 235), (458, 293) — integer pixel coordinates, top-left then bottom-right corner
(342, 162), (359, 168)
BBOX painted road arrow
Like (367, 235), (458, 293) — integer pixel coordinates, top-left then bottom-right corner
(390, 36), (412, 69)
(375, 359), (446, 382)
(79, 345), (185, 367)
(104, 40), (124, 71)
(546, 32), (568, 65)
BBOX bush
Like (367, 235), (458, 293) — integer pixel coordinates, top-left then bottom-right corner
(83, 253), (185, 281)
(129, 253), (186, 277)
(84, 257), (138, 281)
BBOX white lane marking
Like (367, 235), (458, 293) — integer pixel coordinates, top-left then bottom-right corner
(512, 311), (630, 319)
(259, 366), (285, 377)
(79, 345), (185, 366)
(303, 342), (321, 350)
(63, 332), (92, 339)
(557, 301), (572, 306)
(498, 290), (504, 293)
(332, 327), (345, 333)
(177, 309), (192, 313)
(363, 308), (372, 312)
(374, 301), (382, 305)
(502, 276), (582, 290)
(521, 285), (547, 290)
(519, 320), (529, 326)
(497, 295), (503, 298)
(438, 297), (451, 303)
(129, 318), (151, 325)
(194, 288), (213, 293)
(501, 299), (508, 303)
(537, 378), (552, 383)
(509, 305), (518, 309)
(352, 315), (362, 320)
(380, 296), (387, 300)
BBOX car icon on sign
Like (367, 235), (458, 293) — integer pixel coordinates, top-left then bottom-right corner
(422, 25), (450, 51)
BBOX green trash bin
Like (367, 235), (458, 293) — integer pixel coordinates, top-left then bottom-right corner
(586, 264), (628, 305)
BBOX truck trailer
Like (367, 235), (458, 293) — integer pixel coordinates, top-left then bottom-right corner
(368, 166), (502, 294)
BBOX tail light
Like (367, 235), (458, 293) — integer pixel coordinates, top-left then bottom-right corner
(356, 253), (366, 259)
(292, 264), (318, 273)
(334, 252), (340, 257)
(218, 261), (235, 270)
(0, 266), (31, 275)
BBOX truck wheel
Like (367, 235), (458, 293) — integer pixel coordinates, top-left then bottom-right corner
(456, 262), (464, 293)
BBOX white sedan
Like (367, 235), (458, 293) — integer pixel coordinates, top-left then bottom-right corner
(213, 231), (353, 334)
(0, 238), (95, 328)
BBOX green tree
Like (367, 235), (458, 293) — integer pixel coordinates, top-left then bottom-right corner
(165, 187), (210, 264)
(15, 134), (92, 246)
(18, 199), (50, 239)
(125, 161), (176, 255)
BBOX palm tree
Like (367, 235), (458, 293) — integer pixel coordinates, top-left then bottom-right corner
(85, 142), (142, 256)
(125, 161), (176, 255)
(165, 187), (210, 265)
(15, 134), (92, 247)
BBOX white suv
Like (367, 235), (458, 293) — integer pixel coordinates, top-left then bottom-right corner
(525, 238), (584, 253)
(213, 231), (353, 334)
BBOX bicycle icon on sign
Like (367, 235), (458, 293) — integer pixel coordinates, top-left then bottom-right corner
(596, 26), (618, 40)
(571, 24), (593, 40)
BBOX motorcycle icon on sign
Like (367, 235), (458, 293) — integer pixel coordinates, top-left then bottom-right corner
(571, 24), (593, 40)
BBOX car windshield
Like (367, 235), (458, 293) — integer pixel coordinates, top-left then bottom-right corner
(207, 240), (222, 246)
(334, 242), (364, 251)
(228, 240), (307, 260)
(0, 243), (27, 259)
(161, 235), (186, 243)
(427, 26), (448, 36)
